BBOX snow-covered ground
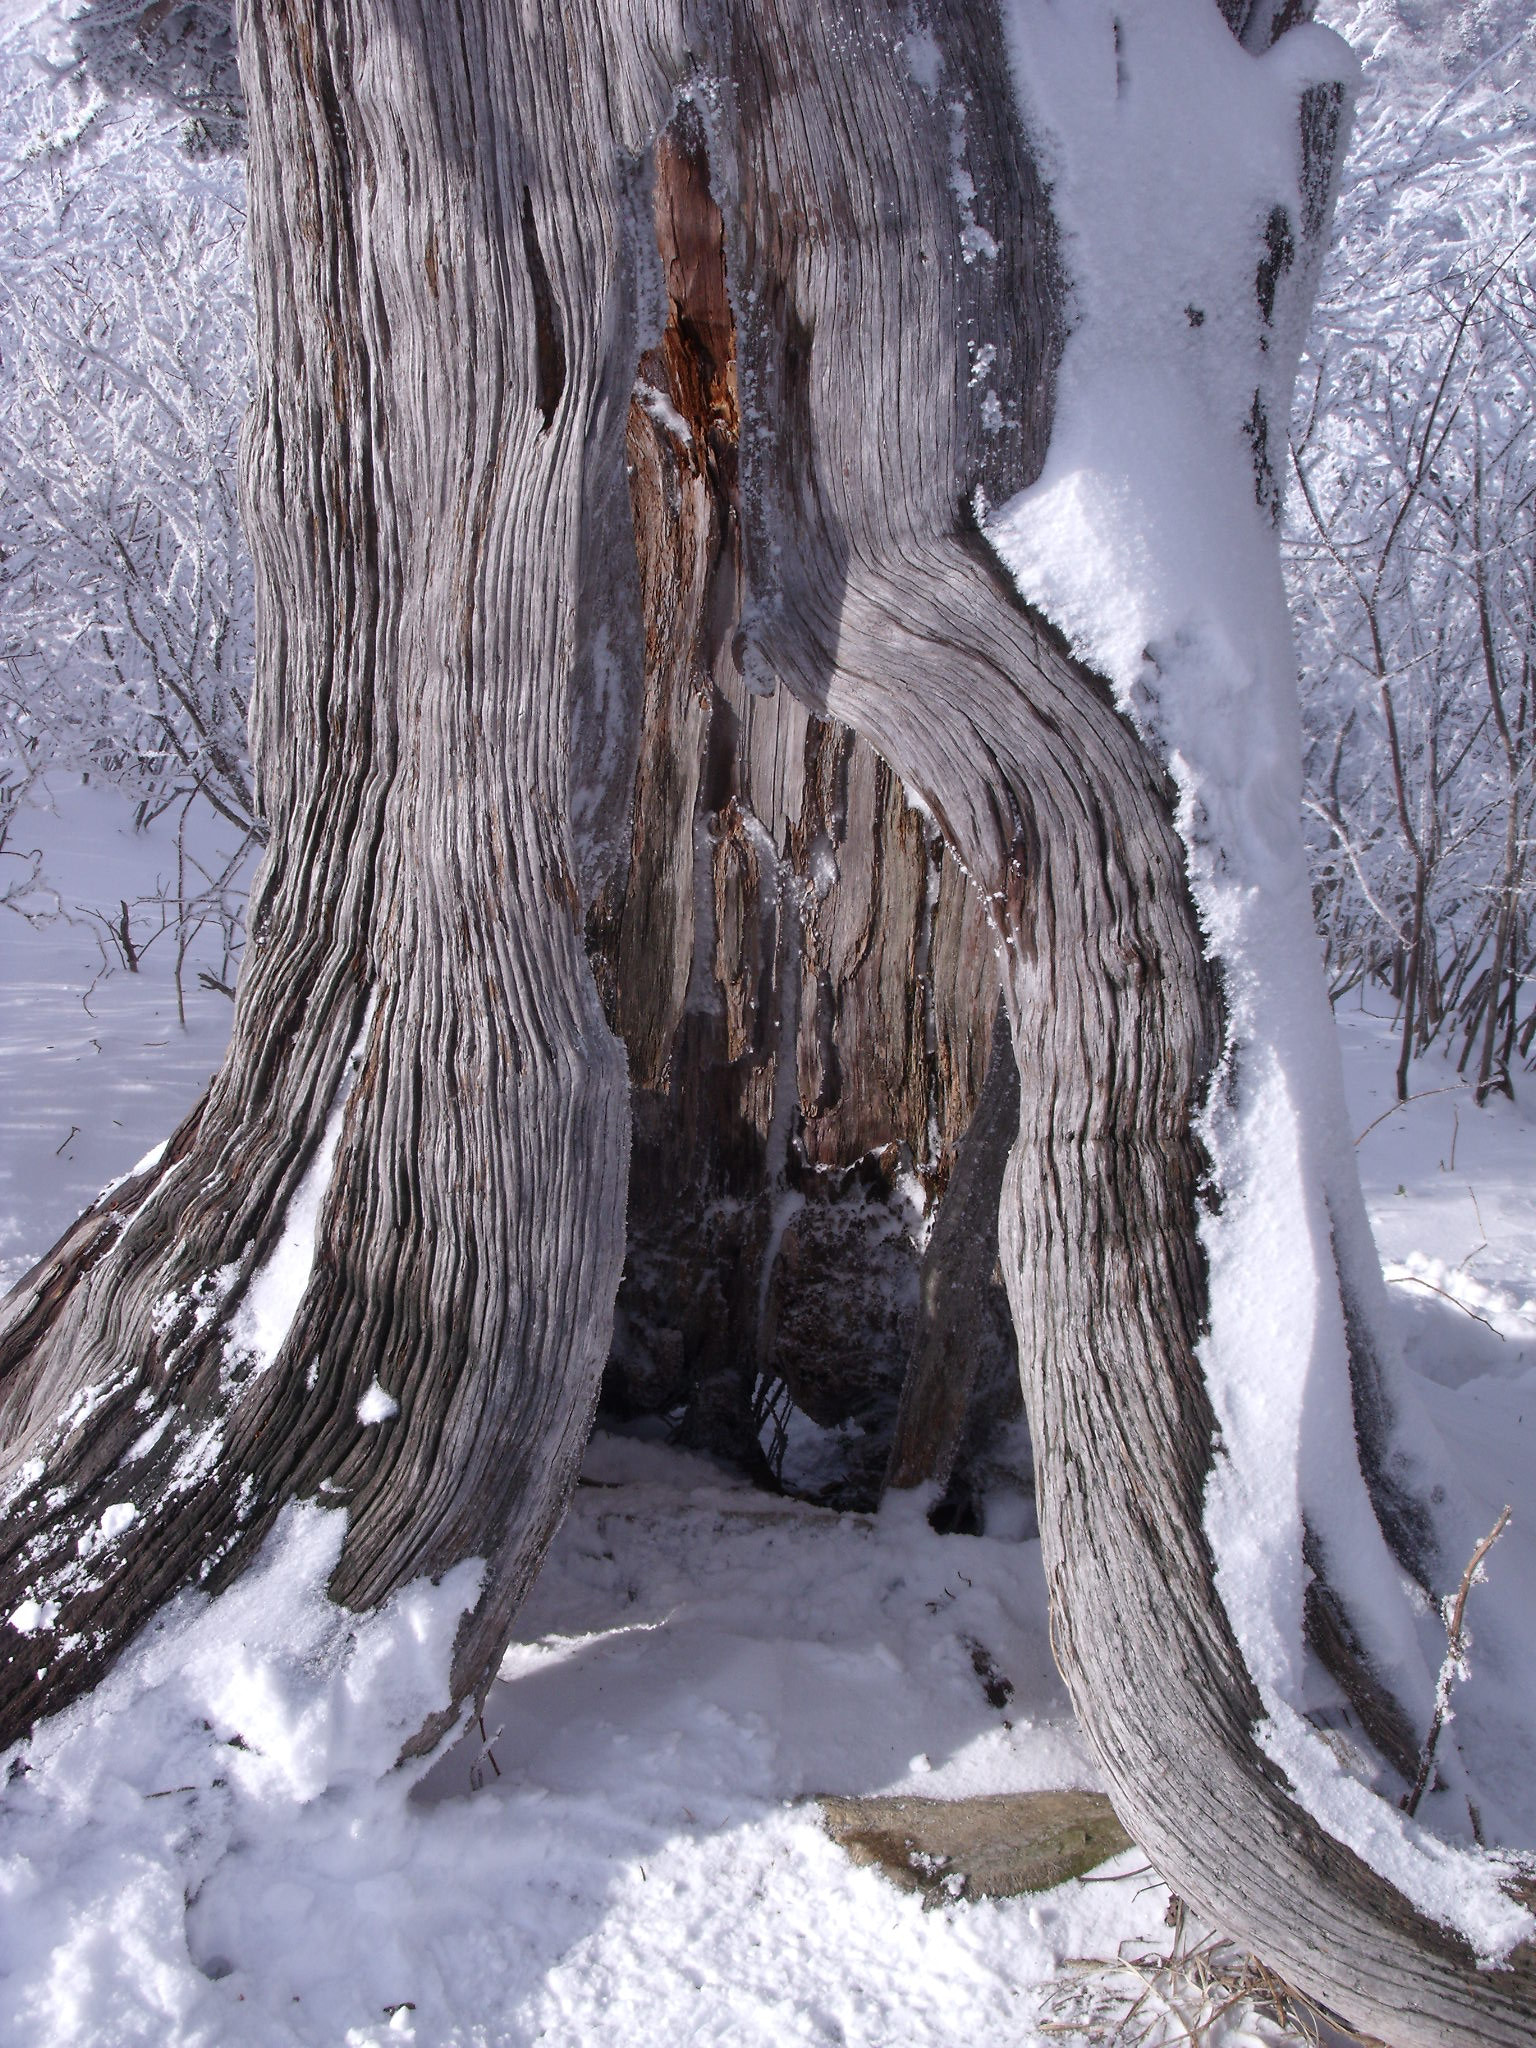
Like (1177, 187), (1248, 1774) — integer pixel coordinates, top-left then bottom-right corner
(1336, 998), (1536, 1858)
(0, 777), (246, 1294)
(0, 1451), (1138, 2048)
(1, 812), (1533, 2044)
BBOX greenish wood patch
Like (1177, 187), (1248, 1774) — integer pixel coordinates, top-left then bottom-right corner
(818, 1789), (1134, 1904)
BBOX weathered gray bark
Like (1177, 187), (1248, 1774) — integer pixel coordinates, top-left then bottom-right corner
(672, 4), (1536, 2039)
(0, 0), (643, 1753)
(0, 3), (1531, 2042)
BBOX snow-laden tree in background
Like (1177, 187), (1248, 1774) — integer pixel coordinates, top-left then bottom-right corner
(0, 3), (255, 982)
(1288, 0), (1535, 1100)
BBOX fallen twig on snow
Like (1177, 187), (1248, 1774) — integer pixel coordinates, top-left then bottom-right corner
(1036, 1892), (1376, 2045)
(1384, 1270), (1504, 1338)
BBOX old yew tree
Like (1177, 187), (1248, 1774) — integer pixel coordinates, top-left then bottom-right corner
(1, 1), (1531, 2041)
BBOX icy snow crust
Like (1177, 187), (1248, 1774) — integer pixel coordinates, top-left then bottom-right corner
(992, 0), (1531, 1956)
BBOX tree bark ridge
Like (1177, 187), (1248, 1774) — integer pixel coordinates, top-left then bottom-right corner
(710, 3), (1535, 2037)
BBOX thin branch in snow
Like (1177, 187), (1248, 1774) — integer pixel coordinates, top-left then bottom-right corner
(1403, 1507), (1513, 1820)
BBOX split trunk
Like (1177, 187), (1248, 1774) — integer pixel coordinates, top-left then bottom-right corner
(0, 3), (1530, 2042)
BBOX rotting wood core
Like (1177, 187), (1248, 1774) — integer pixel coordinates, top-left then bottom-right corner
(587, 101), (1022, 1508)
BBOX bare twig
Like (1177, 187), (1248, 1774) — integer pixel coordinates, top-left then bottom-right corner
(1403, 1505), (1512, 1818)
(1354, 1084), (1465, 1146)
(1383, 1270), (1504, 1339)
(1037, 1913), (1340, 2045)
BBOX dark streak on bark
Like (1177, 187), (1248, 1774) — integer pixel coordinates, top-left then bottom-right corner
(521, 184), (567, 431)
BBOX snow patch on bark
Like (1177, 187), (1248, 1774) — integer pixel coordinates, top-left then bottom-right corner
(223, 1010), (372, 1385)
(5, 1497), (482, 1804)
(356, 1379), (400, 1426)
(9, 1595), (58, 1637)
(991, 0), (1531, 1958)
(634, 376), (694, 447)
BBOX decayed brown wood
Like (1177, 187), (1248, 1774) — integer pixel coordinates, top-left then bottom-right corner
(589, 102), (1010, 1494)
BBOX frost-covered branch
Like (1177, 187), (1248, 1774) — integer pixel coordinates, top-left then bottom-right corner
(0, 2), (256, 954)
(1286, 1), (1536, 1088)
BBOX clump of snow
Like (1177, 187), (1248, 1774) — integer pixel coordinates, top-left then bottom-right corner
(170, 1423), (224, 1502)
(632, 376), (693, 448)
(9, 1597), (59, 1638)
(902, 25), (943, 100)
(76, 1501), (138, 1560)
(806, 830), (839, 899)
(357, 1381), (400, 1426)
(92, 1139), (170, 1211)
(947, 98), (1001, 267)
(992, 0), (1531, 1956)
(0, 1501), (482, 2044)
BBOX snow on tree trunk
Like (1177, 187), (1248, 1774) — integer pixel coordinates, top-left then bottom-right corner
(0, 2), (1532, 2040)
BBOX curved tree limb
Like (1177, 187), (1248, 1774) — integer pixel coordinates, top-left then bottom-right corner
(708, 2), (1536, 2039)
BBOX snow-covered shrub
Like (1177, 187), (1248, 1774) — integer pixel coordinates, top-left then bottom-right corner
(0, 1), (255, 949)
(1289, 1), (1535, 1095)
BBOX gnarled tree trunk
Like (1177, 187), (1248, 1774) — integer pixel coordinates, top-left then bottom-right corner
(0, 2), (1531, 2042)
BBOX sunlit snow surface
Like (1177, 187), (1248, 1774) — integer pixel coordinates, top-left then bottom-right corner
(0, 780), (243, 1293)
(1338, 1002), (1536, 1858)
(0, 1437), (1159, 2048)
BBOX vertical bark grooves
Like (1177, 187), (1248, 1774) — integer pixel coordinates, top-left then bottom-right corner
(713, 2), (1534, 2039)
(0, 0), (660, 1749)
